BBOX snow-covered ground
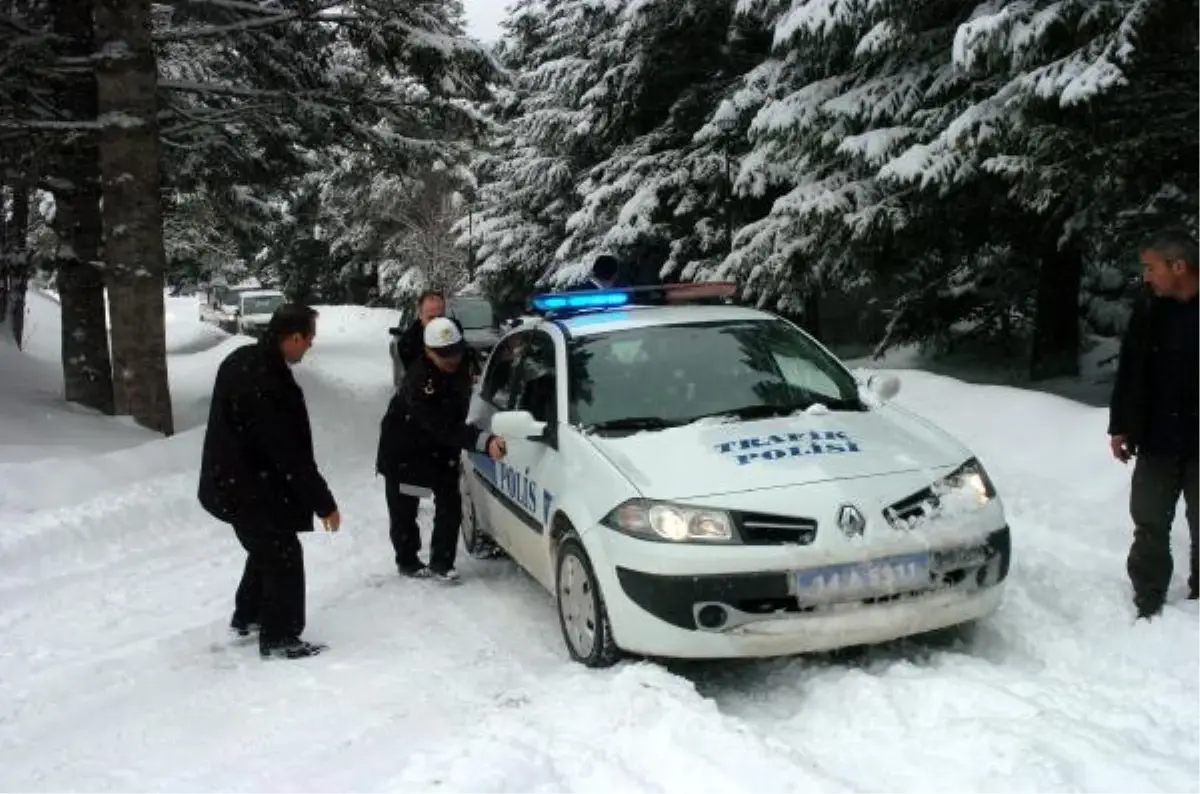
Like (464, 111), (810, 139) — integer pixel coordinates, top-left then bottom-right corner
(0, 291), (1196, 793)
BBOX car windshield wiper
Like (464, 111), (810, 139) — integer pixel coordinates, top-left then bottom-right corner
(689, 404), (798, 422)
(690, 397), (864, 422)
(584, 416), (684, 433)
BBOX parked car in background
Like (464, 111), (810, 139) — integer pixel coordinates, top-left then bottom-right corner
(389, 293), (501, 388)
(198, 282), (284, 337)
(199, 282), (257, 329)
(233, 289), (286, 338)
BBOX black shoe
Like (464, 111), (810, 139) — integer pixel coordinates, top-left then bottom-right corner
(230, 618), (261, 637)
(429, 566), (461, 584)
(398, 561), (431, 578)
(1135, 599), (1163, 621)
(260, 639), (327, 660)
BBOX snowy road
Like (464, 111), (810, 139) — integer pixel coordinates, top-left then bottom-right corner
(0, 292), (1195, 792)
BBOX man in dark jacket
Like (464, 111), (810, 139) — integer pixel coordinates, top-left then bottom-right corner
(376, 316), (507, 582)
(392, 290), (446, 374)
(198, 304), (340, 659)
(390, 290), (480, 386)
(1108, 229), (1199, 619)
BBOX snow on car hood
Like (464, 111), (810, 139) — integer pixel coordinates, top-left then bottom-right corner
(583, 406), (971, 501)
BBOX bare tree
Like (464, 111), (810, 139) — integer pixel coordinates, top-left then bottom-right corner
(380, 172), (470, 297)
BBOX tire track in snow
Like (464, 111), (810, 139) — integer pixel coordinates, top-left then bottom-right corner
(680, 484), (1199, 792)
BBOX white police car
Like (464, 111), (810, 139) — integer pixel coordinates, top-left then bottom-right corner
(460, 284), (1010, 667)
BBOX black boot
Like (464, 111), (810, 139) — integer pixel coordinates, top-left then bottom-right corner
(230, 617), (260, 638)
(1135, 594), (1164, 620)
(260, 638), (327, 660)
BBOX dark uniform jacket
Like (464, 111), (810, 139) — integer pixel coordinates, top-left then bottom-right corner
(375, 353), (493, 490)
(198, 340), (337, 531)
(1108, 290), (1199, 459)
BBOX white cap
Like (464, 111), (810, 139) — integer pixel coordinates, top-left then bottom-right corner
(423, 316), (465, 352)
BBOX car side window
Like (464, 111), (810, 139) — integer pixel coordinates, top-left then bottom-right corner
(481, 332), (527, 410)
(512, 331), (557, 424)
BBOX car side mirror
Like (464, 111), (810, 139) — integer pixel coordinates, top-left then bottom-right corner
(867, 373), (901, 402)
(491, 410), (547, 441)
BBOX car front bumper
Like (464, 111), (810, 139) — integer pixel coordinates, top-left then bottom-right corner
(588, 525), (1010, 660)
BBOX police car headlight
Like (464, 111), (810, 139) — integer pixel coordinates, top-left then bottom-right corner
(934, 457), (996, 506)
(601, 499), (735, 543)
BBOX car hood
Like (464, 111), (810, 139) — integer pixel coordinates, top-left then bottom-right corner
(242, 313), (273, 324)
(583, 406), (970, 501)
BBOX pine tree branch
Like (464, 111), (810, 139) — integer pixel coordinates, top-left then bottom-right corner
(0, 12), (38, 35)
(153, 1), (348, 42)
(163, 0), (286, 15)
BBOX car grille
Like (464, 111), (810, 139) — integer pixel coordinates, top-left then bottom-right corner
(883, 485), (940, 527)
(734, 512), (817, 545)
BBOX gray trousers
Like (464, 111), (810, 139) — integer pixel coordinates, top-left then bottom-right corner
(1127, 454), (1199, 609)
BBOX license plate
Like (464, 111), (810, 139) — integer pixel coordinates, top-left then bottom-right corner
(794, 552), (931, 604)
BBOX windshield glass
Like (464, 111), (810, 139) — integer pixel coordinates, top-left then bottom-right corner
(567, 319), (863, 430)
(243, 294), (284, 315)
(449, 299), (494, 329)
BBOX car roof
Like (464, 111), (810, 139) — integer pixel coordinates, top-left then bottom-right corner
(240, 289), (283, 298)
(534, 303), (778, 338)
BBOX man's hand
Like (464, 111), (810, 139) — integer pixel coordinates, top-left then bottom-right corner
(321, 510), (342, 532)
(487, 436), (507, 461)
(1110, 435), (1132, 463)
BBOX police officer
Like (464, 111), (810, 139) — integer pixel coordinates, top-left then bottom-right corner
(1108, 229), (1199, 619)
(198, 304), (340, 660)
(375, 317), (507, 581)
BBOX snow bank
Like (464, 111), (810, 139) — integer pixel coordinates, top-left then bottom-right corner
(0, 292), (1195, 792)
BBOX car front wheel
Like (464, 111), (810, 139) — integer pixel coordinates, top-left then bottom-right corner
(460, 466), (503, 559)
(556, 536), (621, 668)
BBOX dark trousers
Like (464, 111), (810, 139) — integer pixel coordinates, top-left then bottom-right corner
(1127, 454), (1199, 609)
(232, 524), (306, 647)
(384, 473), (462, 572)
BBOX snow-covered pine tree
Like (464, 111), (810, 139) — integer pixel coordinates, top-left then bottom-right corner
(886, 0), (1198, 378)
(552, 0), (773, 289)
(156, 0), (495, 300)
(718, 0), (1003, 343)
(466, 0), (621, 307)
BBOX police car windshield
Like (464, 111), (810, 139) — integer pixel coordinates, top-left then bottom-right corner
(568, 319), (864, 431)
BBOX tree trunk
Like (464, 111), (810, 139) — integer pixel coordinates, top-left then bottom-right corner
(0, 183), (9, 326)
(55, 0), (116, 414)
(7, 186), (31, 349)
(93, 0), (174, 435)
(1029, 229), (1083, 381)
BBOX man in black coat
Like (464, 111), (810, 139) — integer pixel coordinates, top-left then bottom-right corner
(198, 304), (340, 659)
(391, 290), (481, 386)
(1108, 229), (1199, 619)
(376, 316), (507, 582)
(392, 290), (446, 374)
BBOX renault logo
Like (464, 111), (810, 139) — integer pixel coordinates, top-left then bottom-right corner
(836, 504), (866, 537)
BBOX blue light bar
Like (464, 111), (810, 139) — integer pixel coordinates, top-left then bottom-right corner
(530, 291), (631, 312)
